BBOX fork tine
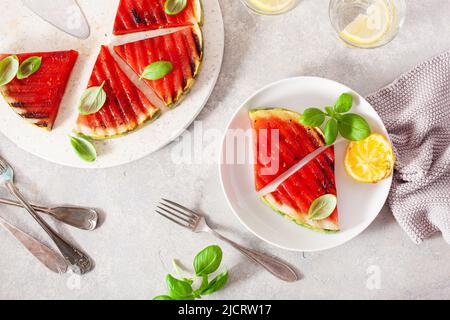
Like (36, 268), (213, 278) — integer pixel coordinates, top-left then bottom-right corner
(156, 210), (192, 229)
(161, 198), (200, 218)
(156, 205), (193, 224)
(159, 201), (196, 220)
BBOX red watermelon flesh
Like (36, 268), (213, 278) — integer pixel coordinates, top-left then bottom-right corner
(114, 25), (203, 108)
(75, 46), (160, 139)
(262, 146), (339, 232)
(0, 50), (78, 130)
(250, 108), (325, 192)
(113, 0), (203, 35)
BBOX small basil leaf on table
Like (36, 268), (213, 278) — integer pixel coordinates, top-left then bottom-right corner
(338, 113), (371, 141)
(201, 270), (229, 296)
(70, 136), (97, 162)
(299, 108), (326, 127)
(0, 55), (19, 86)
(78, 81), (107, 115)
(141, 61), (173, 80)
(194, 245), (223, 276)
(153, 295), (174, 300)
(324, 118), (338, 145)
(166, 274), (194, 299)
(164, 0), (187, 15)
(17, 56), (42, 80)
(308, 194), (337, 221)
(334, 93), (353, 113)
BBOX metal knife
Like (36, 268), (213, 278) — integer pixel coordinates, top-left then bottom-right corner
(0, 215), (68, 274)
(22, 0), (90, 39)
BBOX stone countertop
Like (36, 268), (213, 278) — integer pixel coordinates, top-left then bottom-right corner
(1, 0), (450, 300)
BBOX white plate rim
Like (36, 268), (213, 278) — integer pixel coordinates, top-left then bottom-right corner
(219, 76), (393, 252)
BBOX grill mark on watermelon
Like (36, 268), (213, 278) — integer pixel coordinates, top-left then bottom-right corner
(172, 30), (193, 89)
(131, 8), (143, 24)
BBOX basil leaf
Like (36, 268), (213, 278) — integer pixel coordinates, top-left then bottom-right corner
(334, 93), (353, 113)
(166, 274), (193, 299)
(324, 118), (338, 145)
(0, 55), (19, 86)
(299, 108), (326, 127)
(338, 113), (371, 141)
(201, 270), (229, 296)
(194, 245), (222, 276)
(78, 81), (107, 115)
(17, 56), (42, 80)
(308, 194), (337, 221)
(325, 106), (335, 117)
(70, 136), (97, 162)
(164, 0), (187, 15)
(153, 295), (174, 300)
(141, 61), (173, 80)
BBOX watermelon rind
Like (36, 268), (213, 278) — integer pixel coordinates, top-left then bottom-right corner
(74, 109), (161, 140)
(262, 194), (340, 233)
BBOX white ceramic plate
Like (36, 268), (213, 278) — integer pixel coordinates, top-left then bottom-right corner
(0, 0), (224, 168)
(219, 77), (393, 252)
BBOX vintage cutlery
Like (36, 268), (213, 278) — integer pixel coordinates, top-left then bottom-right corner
(156, 199), (299, 282)
(0, 198), (98, 231)
(0, 156), (93, 275)
(0, 215), (68, 273)
(22, 0), (90, 39)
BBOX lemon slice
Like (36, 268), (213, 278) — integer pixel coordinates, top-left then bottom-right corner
(345, 133), (396, 183)
(339, 0), (391, 46)
(246, 0), (295, 13)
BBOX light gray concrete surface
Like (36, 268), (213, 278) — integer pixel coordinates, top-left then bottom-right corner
(1, 0), (450, 300)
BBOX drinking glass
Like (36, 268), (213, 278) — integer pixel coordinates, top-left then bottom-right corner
(329, 0), (406, 48)
(240, 0), (300, 16)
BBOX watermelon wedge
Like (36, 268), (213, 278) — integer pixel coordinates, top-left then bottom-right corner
(113, 0), (203, 35)
(74, 46), (160, 139)
(262, 146), (339, 232)
(0, 50), (78, 130)
(114, 25), (203, 108)
(250, 108), (325, 192)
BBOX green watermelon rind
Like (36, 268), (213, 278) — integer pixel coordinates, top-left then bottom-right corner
(73, 109), (161, 140)
(261, 196), (339, 234)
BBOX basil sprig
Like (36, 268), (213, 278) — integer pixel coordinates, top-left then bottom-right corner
(70, 135), (97, 162)
(78, 81), (107, 115)
(308, 194), (337, 221)
(164, 0), (188, 15)
(300, 93), (371, 145)
(153, 245), (229, 300)
(141, 61), (173, 81)
(0, 55), (19, 86)
(17, 56), (42, 80)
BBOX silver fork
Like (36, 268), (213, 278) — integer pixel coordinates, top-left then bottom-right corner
(0, 156), (93, 275)
(156, 199), (298, 282)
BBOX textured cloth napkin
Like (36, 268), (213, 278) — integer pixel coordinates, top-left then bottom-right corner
(366, 51), (450, 244)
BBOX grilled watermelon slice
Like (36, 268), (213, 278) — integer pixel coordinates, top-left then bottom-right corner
(113, 0), (203, 35)
(0, 50), (78, 130)
(262, 146), (339, 232)
(114, 25), (203, 108)
(250, 108), (325, 192)
(74, 46), (160, 139)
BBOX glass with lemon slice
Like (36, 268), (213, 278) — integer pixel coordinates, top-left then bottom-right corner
(330, 0), (406, 48)
(240, 0), (300, 15)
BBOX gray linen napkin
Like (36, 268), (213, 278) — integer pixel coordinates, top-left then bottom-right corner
(366, 51), (450, 244)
